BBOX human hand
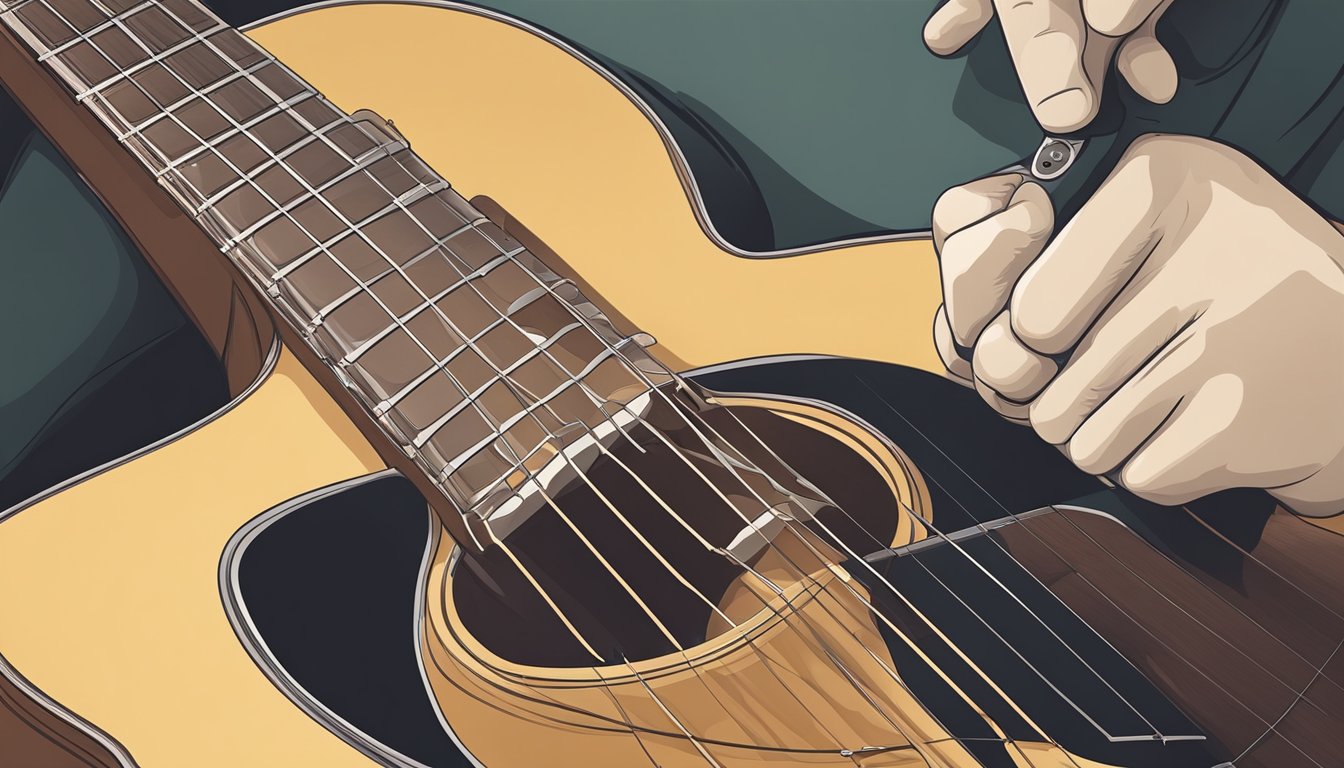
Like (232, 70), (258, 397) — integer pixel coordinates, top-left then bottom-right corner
(933, 134), (1344, 515)
(924, 0), (1177, 133)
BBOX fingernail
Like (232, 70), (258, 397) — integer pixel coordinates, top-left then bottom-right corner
(1034, 88), (1096, 133)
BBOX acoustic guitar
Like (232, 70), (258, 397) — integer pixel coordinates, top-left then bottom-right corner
(0, 2), (1341, 767)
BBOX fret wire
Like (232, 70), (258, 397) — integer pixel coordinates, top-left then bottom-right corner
(364, 276), (526, 412)
(306, 182), (602, 498)
(128, 58), (280, 144)
(339, 246), (518, 364)
(76, 19), (228, 101)
(189, 109), (352, 214)
(465, 355), (649, 515)
(434, 347), (622, 477)
(278, 199), (484, 288)
(166, 93), (519, 458)
(219, 137), (416, 246)
(101, 33), (282, 197)
(496, 263), (672, 424)
(357, 193), (638, 478)
(66, 0), (229, 96)
(0, 7), (56, 61)
(156, 89), (312, 184)
(322, 169), (658, 481)
(372, 314), (519, 417)
(34, 0), (154, 61)
(405, 271), (652, 507)
(409, 318), (591, 450)
(307, 221), (476, 323)
(379, 197), (662, 488)
(8, 0), (650, 512)
(220, 120), (413, 242)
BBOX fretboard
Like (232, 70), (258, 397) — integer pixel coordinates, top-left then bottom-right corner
(0, 0), (671, 537)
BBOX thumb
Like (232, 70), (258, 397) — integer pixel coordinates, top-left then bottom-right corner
(995, 0), (1118, 133)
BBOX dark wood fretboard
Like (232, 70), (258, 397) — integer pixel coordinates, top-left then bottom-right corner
(0, 0), (672, 543)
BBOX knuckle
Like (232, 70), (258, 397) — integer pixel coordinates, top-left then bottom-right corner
(1008, 295), (1067, 355)
(1063, 433), (1111, 474)
(945, 276), (985, 344)
(932, 187), (977, 238)
(1030, 397), (1076, 447)
(1118, 455), (1180, 499)
(932, 175), (1022, 240)
(973, 321), (1055, 401)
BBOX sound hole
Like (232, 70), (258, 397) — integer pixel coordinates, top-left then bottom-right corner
(450, 397), (903, 667)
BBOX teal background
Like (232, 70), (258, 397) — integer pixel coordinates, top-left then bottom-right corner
(0, 89), (227, 511)
(475, 0), (1039, 248)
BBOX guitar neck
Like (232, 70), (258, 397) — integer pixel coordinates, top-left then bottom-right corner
(0, 0), (672, 547)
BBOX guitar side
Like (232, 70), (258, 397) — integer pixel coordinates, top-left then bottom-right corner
(0, 4), (949, 765)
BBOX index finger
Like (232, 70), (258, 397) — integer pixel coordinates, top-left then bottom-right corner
(1009, 143), (1166, 356)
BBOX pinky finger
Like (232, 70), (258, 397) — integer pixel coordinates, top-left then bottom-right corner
(1116, 15), (1177, 104)
(1118, 375), (1243, 505)
(924, 0), (993, 57)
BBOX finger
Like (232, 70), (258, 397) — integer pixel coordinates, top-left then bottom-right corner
(941, 182), (1054, 346)
(934, 304), (975, 384)
(972, 311), (1057, 403)
(932, 173), (1025, 252)
(1064, 329), (1199, 475)
(924, 0), (994, 57)
(1114, 1), (1176, 105)
(1118, 373), (1243, 505)
(974, 374), (1032, 424)
(1082, 0), (1168, 37)
(1117, 32), (1177, 104)
(995, 0), (1115, 133)
(1030, 279), (1196, 445)
(1010, 145), (1166, 356)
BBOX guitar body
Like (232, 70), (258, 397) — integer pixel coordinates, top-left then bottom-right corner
(2, 4), (1343, 768)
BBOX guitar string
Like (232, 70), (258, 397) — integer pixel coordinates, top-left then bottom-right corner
(286, 172), (959, 762)
(1233, 636), (1344, 766)
(426, 559), (894, 760)
(619, 653), (724, 768)
(570, 352), (1072, 763)
(1042, 507), (1342, 718)
(478, 344), (983, 763)
(1183, 508), (1344, 622)
(643, 378), (1146, 750)
(428, 560), (938, 764)
(596, 683), (663, 768)
(10, 1), (1238, 759)
(856, 375), (1344, 713)
(1, 4), (761, 761)
(497, 281), (1088, 760)
(497, 381), (884, 756)
(503, 302), (1018, 757)
(853, 376), (1337, 765)
(705, 393), (1178, 739)
(0, 4), (728, 763)
(626, 384), (1087, 767)
(458, 257), (998, 754)
(394, 292), (881, 758)
(10, 0), (942, 760)
(485, 375), (952, 759)
(856, 373), (1344, 706)
(131, 10), (1131, 753)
